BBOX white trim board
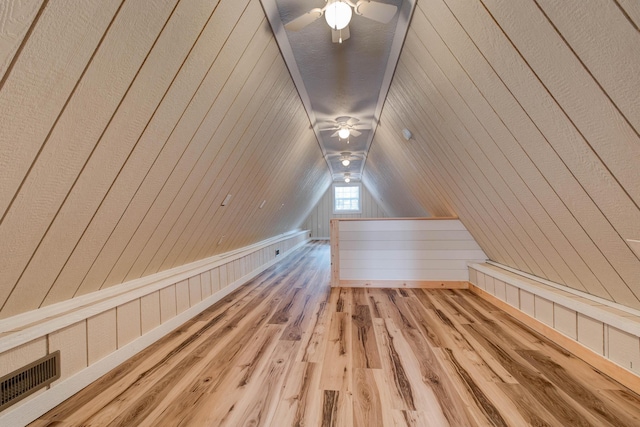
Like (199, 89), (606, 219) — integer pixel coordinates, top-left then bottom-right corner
(471, 262), (640, 338)
(0, 230), (308, 353)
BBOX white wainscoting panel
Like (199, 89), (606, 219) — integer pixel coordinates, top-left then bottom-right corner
(469, 262), (640, 391)
(331, 218), (487, 287)
(0, 230), (308, 426)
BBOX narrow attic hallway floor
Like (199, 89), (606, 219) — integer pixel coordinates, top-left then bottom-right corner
(32, 242), (640, 426)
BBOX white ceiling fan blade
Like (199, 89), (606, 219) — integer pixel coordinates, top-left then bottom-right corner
(284, 8), (323, 31)
(354, 1), (397, 24)
(346, 117), (359, 126)
(350, 129), (362, 137)
(331, 25), (350, 43)
(330, 131), (340, 138)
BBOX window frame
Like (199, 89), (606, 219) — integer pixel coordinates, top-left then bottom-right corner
(333, 183), (362, 214)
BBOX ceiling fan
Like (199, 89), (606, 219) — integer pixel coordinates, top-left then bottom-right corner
(320, 116), (372, 139)
(284, 0), (398, 43)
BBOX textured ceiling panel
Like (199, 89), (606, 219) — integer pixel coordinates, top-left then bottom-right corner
(365, 0), (640, 308)
(0, 0), (330, 317)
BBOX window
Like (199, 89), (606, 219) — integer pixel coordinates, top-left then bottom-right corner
(333, 183), (361, 213)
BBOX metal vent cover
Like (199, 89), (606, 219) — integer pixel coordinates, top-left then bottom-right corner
(0, 350), (60, 411)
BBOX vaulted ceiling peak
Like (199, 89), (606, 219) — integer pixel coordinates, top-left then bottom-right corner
(261, 0), (416, 182)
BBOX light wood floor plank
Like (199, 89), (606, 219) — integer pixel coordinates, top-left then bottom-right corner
(351, 304), (382, 369)
(352, 368), (383, 427)
(373, 317), (417, 411)
(319, 311), (352, 392)
(32, 242), (640, 426)
(297, 300), (329, 363)
(271, 361), (323, 427)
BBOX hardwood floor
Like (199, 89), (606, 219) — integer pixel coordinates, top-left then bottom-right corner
(31, 242), (640, 426)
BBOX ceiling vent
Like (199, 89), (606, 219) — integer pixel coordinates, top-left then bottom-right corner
(0, 351), (60, 411)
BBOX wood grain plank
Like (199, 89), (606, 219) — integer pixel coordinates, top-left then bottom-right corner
(353, 368), (383, 427)
(217, 341), (299, 427)
(271, 362), (323, 427)
(517, 349), (639, 426)
(372, 318), (416, 411)
(351, 304), (382, 369)
(413, 291), (518, 385)
(393, 297), (479, 426)
(298, 301), (329, 363)
(462, 322), (610, 426)
(319, 312), (352, 392)
(321, 389), (353, 427)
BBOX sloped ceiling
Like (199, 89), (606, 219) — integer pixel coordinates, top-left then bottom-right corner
(365, 0), (640, 308)
(0, 0), (330, 318)
(1, 0), (639, 319)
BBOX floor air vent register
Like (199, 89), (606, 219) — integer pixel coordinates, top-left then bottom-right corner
(0, 351), (60, 411)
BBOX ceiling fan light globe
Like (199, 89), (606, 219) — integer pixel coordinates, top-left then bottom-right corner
(341, 159), (350, 166)
(338, 128), (351, 139)
(325, 1), (352, 30)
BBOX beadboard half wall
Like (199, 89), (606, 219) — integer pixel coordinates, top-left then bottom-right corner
(331, 218), (488, 287)
(0, 230), (309, 427)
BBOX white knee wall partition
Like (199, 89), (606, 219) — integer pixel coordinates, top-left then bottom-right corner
(468, 262), (640, 394)
(0, 230), (309, 427)
(331, 218), (487, 288)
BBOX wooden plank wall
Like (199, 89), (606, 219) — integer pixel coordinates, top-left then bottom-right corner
(364, 0), (640, 309)
(302, 183), (388, 239)
(0, 231), (308, 425)
(0, 0), (331, 319)
(469, 262), (640, 392)
(332, 218), (487, 287)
